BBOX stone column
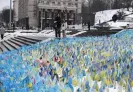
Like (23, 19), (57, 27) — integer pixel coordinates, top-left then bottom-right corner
(38, 8), (41, 28)
(73, 12), (76, 24)
(52, 9), (54, 21)
(41, 9), (43, 29)
(45, 9), (47, 28)
(49, 9), (52, 27)
(51, 9), (54, 28)
(67, 10), (69, 24)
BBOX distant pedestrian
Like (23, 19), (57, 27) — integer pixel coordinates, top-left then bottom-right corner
(88, 21), (90, 31)
(112, 14), (118, 22)
(54, 14), (62, 38)
(0, 25), (5, 40)
(126, 24), (130, 29)
(99, 20), (101, 24)
(61, 20), (68, 38)
(13, 23), (15, 32)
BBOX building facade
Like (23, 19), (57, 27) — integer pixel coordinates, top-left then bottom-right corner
(18, 0), (37, 29)
(17, 0), (82, 29)
(13, 0), (19, 26)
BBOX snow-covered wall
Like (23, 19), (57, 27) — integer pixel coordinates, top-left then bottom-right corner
(95, 9), (133, 27)
(95, 9), (119, 25)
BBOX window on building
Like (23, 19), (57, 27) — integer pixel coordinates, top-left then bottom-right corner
(52, 2), (55, 4)
(33, 6), (37, 17)
(75, 3), (78, 7)
(68, 0), (72, 2)
(43, 9), (45, 12)
(63, 2), (66, 5)
(34, 0), (37, 4)
(68, 3), (71, 6)
(42, 12), (45, 17)
(58, 2), (61, 5)
(71, 13), (74, 19)
(65, 14), (67, 19)
(42, 9), (45, 18)
(46, 1), (50, 4)
(47, 12), (52, 18)
(41, 0), (44, 4)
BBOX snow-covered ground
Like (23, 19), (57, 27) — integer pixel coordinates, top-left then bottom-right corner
(95, 9), (133, 28)
(68, 24), (83, 30)
(1, 24), (92, 41)
(1, 28), (86, 42)
(3, 30), (38, 40)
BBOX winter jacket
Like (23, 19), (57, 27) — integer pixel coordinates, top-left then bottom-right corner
(55, 16), (61, 28)
(61, 22), (68, 31)
(0, 27), (5, 34)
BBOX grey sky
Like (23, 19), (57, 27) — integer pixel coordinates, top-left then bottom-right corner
(0, 0), (13, 11)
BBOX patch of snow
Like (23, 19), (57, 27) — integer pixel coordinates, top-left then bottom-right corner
(95, 9), (133, 28)
(19, 30), (38, 33)
(108, 21), (132, 28)
(70, 31), (86, 37)
(95, 9), (120, 25)
(68, 24), (83, 30)
(40, 38), (54, 43)
(2, 28), (81, 41)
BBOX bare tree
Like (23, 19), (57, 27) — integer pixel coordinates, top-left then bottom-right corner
(1, 8), (13, 24)
(103, 0), (114, 9)
(123, 0), (133, 11)
(111, 0), (133, 10)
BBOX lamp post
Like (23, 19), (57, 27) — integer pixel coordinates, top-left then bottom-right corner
(10, 0), (12, 30)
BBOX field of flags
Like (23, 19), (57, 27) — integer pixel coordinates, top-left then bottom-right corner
(0, 29), (133, 92)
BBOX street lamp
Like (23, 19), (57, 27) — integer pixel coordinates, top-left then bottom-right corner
(10, 0), (12, 30)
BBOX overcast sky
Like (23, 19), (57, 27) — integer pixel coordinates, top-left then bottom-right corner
(0, 0), (13, 11)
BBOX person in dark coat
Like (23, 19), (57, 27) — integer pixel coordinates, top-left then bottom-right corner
(0, 25), (5, 40)
(13, 23), (15, 32)
(54, 14), (62, 38)
(112, 14), (118, 22)
(88, 21), (90, 31)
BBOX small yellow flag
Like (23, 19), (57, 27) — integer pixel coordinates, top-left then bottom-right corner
(27, 82), (32, 88)
(130, 80), (133, 87)
(72, 79), (78, 86)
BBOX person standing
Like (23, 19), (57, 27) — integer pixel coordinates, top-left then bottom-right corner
(0, 25), (5, 40)
(126, 24), (130, 29)
(61, 20), (68, 38)
(88, 21), (90, 31)
(54, 14), (62, 38)
(112, 14), (118, 22)
(53, 21), (57, 37)
(13, 23), (15, 32)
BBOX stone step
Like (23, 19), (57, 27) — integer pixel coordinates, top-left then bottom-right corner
(15, 37), (37, 43)
(0, 42), (9, 52)
(18, 36), (41, 41)
(11, 38), (32, 46)
(8, 39), (24, 47)
(5, 40), (20, 49)
(2, 41), (14, 51)
(0, 46), (3, 53)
